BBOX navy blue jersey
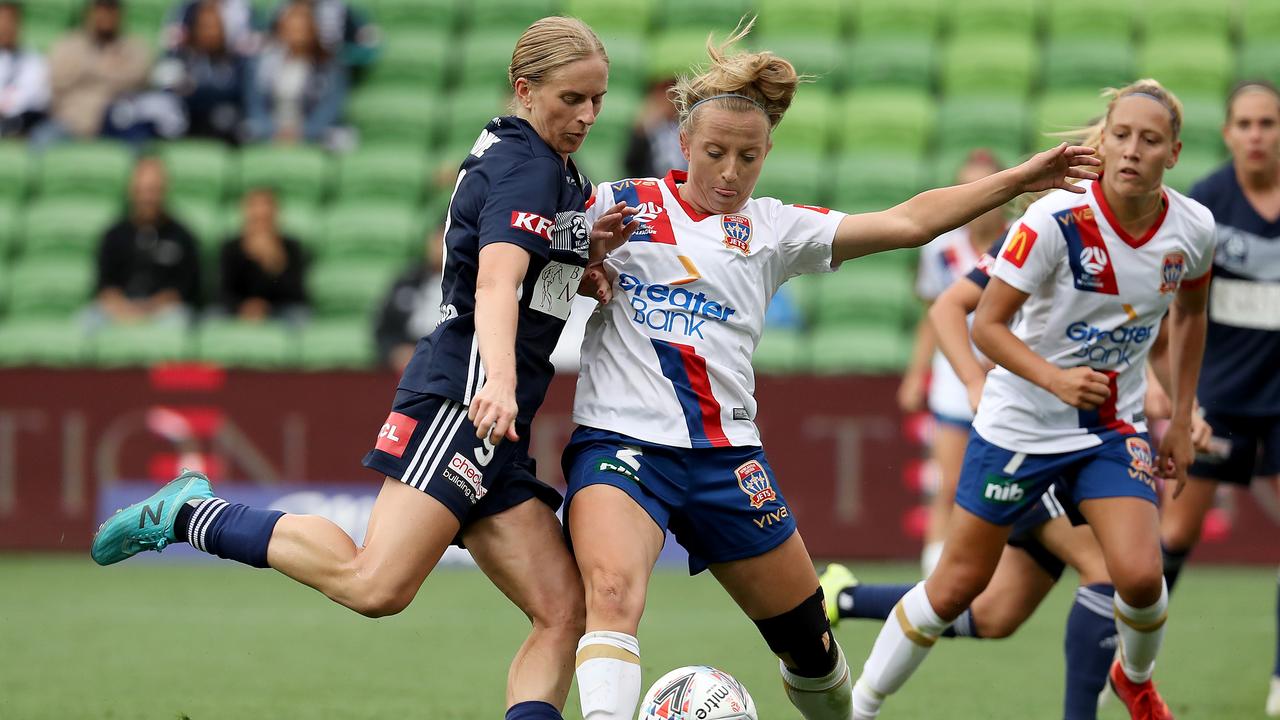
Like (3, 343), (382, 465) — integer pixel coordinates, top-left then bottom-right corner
(964, 237), (1004, 289)
(1189, 163), (1280, 415)
(398, 116), (591, 423)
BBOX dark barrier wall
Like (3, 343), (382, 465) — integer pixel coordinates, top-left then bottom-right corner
(1, 368), (1276, 563)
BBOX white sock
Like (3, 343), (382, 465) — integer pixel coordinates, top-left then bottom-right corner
(780, 641), (853, 720)
(1114, 581), (1168, 685)
(576, 631), (641, 720)
(920, 541), (944, 578)
(852, 582), (951, 718)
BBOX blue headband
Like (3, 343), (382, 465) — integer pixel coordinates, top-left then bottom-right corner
(689, 93), (768, 117)
(1127, 91), (1180, 132)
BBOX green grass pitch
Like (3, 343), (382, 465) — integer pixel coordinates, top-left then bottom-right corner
(1, 556), (1272, 718)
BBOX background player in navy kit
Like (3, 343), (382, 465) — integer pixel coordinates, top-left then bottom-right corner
(1156, 80), (1280, 717)
(91, 17), (637, 720)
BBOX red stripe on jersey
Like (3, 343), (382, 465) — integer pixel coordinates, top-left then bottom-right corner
(1073, 209), (1120, 295)
(674, 343), (731, 447)
(1098, 371), (1136, 436)
(635, 179), (678, 245)
(1181, 269), (1212, 291)
(664, 170), (713, 222)
(1092, 180), (1169, 249)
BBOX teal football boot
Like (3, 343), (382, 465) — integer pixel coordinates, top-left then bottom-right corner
(819, 563), (858, 628)
(91, 470), (213, 566)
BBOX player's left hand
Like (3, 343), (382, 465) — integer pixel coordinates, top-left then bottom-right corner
(1015, 142), (1102, 194)
(1155, 419), (1195, 498)
(589, 202), (640, 262)
(1190, 410), (1213, 454)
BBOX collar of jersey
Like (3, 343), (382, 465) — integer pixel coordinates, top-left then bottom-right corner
(664, 170), (716, 222)
(1089, 177), (1169, 249)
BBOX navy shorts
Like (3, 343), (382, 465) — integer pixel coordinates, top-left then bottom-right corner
(1188, 413), (1280, 486)
(362, 390), (562, 535)
(562, 427), (796, 575)
(956, 429), (1158, 526)
(1005, 484), (1080, 582)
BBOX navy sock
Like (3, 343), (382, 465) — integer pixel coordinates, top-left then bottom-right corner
(175, 502), (196, 543)
(186, 498), (284, 568)
(945, 608), (981, 638)
(1162, 543), (1190, 592)
(1274, 571), (1280, 678)
(837, 583), (914, 620)
(1063, 583), (1117, 720)
(505, 701), (562, 720)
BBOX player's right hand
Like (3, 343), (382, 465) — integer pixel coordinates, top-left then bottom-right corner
(1050, 366), (1111, 410)
(589, 202), (640, 261)
(467, 379), (520, 445)
(896, 370), (926, 413)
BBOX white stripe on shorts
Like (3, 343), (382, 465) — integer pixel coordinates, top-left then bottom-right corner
(416, 406), (469, 491)
(463, 334), (481, 404)
(1002, 452), (1027, 475)
(406, 402), (462, 490)
(400, 400), (454, 486)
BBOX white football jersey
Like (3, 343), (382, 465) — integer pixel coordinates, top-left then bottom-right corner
(916, 227), (985, 421)
(974, 180), (1215, 453)
(574, 171), (845, 448)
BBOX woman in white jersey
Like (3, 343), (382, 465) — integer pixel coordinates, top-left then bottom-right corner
(562, 22), (1100, 720)
(898, 149), (1009, 576)
(851, 80), (1215, 720)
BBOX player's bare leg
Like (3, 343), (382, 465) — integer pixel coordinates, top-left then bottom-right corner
(922, 423), (968, 576)
(464, 497), (585, 713)
(266, 477), (460, 617)
(966, 544), (1056, 638)
(569, 484), (665, 719)
(1158, 476), (1218, 589)
(711, 531), (851, 720)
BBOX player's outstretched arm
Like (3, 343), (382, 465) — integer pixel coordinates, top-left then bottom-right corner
(928, 278), (987, 413)
(830, 143), (1100, 263)
(470, 242), (531, 445)
(1154, 281), (1209, 495)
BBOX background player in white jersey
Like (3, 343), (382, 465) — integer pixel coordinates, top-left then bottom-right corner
(89, 19), (637, 720)
(1153, 80), (1280, 717)
(563, 20), (1100, 720)
(851, 80), (1215, 720)
(898, 149), (1009, 576)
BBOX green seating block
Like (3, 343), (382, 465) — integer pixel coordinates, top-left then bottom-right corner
(1034, 90), (1107, 145)
(770, 91), (835, 156)
(337, 147), (429, 204)
(1240, 0), (1280, 44)
(648, 30), (717, 82)
(1164, 150), (1225, 194)
(565, 0), (655, 33)
(465, 0), (558, 31)
(812, 264), (916, 327)
(940, 34), (1036, 97)
(854, 0), (940, 39)
(756, 0), (844, 39)
(38, 142), (133, 201)
(348, 87), (439, 147)
(1045, 0), (1133, 41)
(8, 257), (93, 316)
(441, 89), (512, 155)
(324, 201), (420, 260)
(936, 96), (1029, 160)
(298, 320), (376, 369)
(0, 142), (31, 201)
(839, 90), (934, 156)
(370, 0), (460, 32)
(458, 30), (522, 93)
(198, 319), (294, 368)
(846, 37), (933, 90)
(1142, 0), (1230, 42)
(946, 0), (1037, 37)
(833, 153), (928, 211)
(308, 259), (400, 318)
(754, 151), (828, 206)
(91, 321), (193, 367)
(809, 324), (910, 373)
(659, 0), (749, 33)
(161, 140), (234, 205)
(755, 38), (845, 90)
(367, 28), (450, 91)
(1139, 38), (1232, 98)
(0, 319), (88, 367)
(238, 146), (331, 205)
(1043, 40), (1134, 92)
(1179, 96), (1226, 161)
(752, 327), (804, 373)
(22, 198), (116, 258)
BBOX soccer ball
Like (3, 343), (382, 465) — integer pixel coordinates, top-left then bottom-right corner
(637, 665), (757, 720)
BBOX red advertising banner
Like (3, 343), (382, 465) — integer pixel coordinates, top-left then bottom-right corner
(1, 368), (1276, 563)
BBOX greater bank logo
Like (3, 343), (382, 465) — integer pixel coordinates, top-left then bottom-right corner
(1065, 321), (1156, 366)
(619, 272), (737, 339)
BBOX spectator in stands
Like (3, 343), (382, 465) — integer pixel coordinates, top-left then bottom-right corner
(374, 228), (442, 373)
(92, 156), (202, 325)
(623, 76), (685, 178)
(269, 0), (380, 75)
(152, 0), (247, 144)
(0, 1), (49, 137)
(244, 0), (346, 146)
(34, 0), (150, 144)
(218, 186), (309, 323)
(163, 0), (258, 56)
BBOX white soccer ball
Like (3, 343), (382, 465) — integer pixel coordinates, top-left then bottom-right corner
(637, 665), (758, 720)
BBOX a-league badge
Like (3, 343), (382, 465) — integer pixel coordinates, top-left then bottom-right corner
(721, 214), (752, 256)
(735, 459), (776, 509)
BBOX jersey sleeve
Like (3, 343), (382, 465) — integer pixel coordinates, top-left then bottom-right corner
(773, 202), (847, 282)
(990, 205), (1062, 294)
(1182, 202), (1217, 289)
(914, 236), (949, 300)
(477, 156), (565, 259)
(964, 237), (1004, 289)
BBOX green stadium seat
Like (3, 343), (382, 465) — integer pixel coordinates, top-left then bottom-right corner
(589, 90), (642, 155)
(573, 142), (625, 185)
(1141, 0), (1230, 42)
(276, 201), (325, 251)
(1034, 90), (1107, 145)
(8, 257), (93, 317)
(22, 198), (116, 259)
(197, 319), (295, 368)
(127, 0), (171, 39)
(809, 324), (910, 373)
(308, 259), (400, 318)
(648, 30), (716, 83)
(0, 142), (31, 202)
(160, 141), (233, 205)
(21, 0), (75, 36)
(593, 32), (648, 91)
(1240, 0), (1280, 44)
(1165, 150), (1225, 195)
(347, 87), (439, 147)
(168, 197), (225, 258)
(832, 153), (928, 212)
(753, 38), (845, 89)
(935, 96), (1029, 162)
(565, 0), (655, 34)
(839, 90), (935, 156)
(365, 28), (451, 91)
(458, 30), (521, 93)
(854, 0), (940, 39)
(1043, 39), (1134, 92)
(370, 0), (460, 33)
(465, 0), (557, 31)
(931, 145), (1024, 188)
(323, 201), (419, 260)
(441, 89), (511, 155)
(845, 37), (934, 91)
(812, 262), (915, 327)
(1044, 0), (1133, 41)
(336, 148), (429, 205)
(753, 151), (828, 206)
(752, 327), (804, 373)
(946, 0), (1037, 37)
(238, 146), (331, 205)
(1179, 96), (1226, 161)
(770, 91), (835, 156)
(1139, 38), (1233, 98)
(659, 0), (748, 33)
(298, 320), (377, 369)
(0, 318), (88, 367)
(756, 0), (844, 39)
(0, 200), (16, 261)
(91, 322), (193, 367)
(37, 142), (133, 201)
(1239, 42), (1280, 85)
(940, 34), (1037, 97)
